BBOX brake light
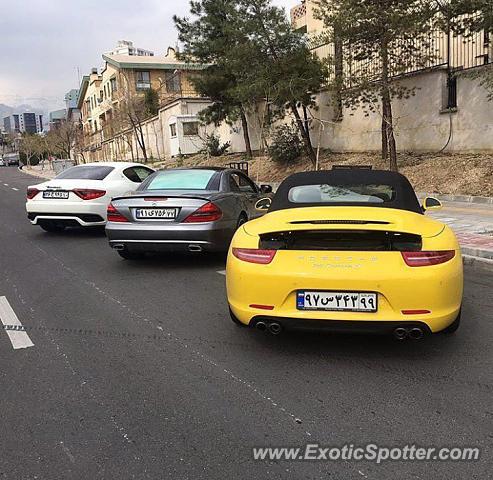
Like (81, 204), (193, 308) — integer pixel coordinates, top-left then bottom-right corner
(232, 248), (276, 264)
(73, 189), (106, 200)
(26, 188), (39, 200)
(183, 202), (222, 223)
(401, 250), (455, 267)
(107, 203), (129, 223)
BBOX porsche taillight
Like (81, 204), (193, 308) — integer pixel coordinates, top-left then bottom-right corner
(183, 202), (222, 223)
(72, 189), (106, 200)
(232, 248), (276, 265)
(401, 250), (455, 267)
(107, 203), (129, 223)
(26, 188), (39, 200)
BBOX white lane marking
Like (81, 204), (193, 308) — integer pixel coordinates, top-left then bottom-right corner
(0, 296), (34, 350)
(11, 187), (19, 191)
(3, 183), (9, 186)
(217, 270), (226, 276)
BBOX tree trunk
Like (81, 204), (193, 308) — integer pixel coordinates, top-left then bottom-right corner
(381, 37), (398, 172)
(239, 106), (253, 158)
(290, 101), (316, 166)
(381, 101), (388, 160)
(333, 27), (344, 121)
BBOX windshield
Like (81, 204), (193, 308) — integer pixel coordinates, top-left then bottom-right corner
(145, 170), (217, 190)
(56, 165), (114, 180)
(288, 184), (396, 204)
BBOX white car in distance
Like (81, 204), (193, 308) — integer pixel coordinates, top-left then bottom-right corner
(26, 162), (155, 232)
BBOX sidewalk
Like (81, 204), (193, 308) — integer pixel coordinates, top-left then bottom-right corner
(20, 164), (56, 180)
(426, 201), (493, 262)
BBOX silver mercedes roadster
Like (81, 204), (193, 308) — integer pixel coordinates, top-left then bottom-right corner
(105, 167), (272, 259)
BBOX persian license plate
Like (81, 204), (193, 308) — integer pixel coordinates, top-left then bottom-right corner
(135, 208), (178, 219)
(43, 190), (69, 199)
(297, 291), (377, 312)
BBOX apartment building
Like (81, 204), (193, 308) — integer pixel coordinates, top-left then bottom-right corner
(291, 0), (493, 152)
(77, 47), (206, 162)
(3, 112), (43, 134)
(65, 89), (81, 122)
(106, 40), (154, 57)
(49, 109), (68, 130)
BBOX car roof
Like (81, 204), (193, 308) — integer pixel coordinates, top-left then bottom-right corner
(77, 162), (148, 168)
(166, 166), (227, 172)
(270, 169), (422, 214)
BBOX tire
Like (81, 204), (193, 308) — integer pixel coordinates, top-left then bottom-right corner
(229, 307), (247, 327)
(117, 249), (144, 260)
(236, 213), (248, 229)
(441, 309), (461, 334)
(40, 222), (65, 233)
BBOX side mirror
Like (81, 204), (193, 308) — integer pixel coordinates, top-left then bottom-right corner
(255, 197), (272, 211)
(422, 196), (442, 211)
(259, 184), (273, 194)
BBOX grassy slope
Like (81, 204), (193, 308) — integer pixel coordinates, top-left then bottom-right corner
(151, 151), (493, 197)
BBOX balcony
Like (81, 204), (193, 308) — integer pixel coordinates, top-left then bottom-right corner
(136, 81), (151, 91)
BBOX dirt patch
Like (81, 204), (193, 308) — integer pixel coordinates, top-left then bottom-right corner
(153, 151), (493, 197)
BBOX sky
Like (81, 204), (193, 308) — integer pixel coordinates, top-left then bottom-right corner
(0, 0), (299, 112)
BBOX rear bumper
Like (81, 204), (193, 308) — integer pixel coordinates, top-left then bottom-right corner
(105, 221), (234, 252)
(27, 212), (105, 227)
(249, 315), (433, 335)
(227, 250), (464, 333)
(26, 201), (108, 226)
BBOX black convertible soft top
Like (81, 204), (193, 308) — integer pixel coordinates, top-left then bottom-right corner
(269, 170), (422, 214)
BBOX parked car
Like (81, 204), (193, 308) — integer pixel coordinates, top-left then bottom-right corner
(0, 157), (5, 167)
(3, 153), (20, 166)
(105, 167), (272, 259)
(226, 169), (463, 339)
(26, 162), (155, 232)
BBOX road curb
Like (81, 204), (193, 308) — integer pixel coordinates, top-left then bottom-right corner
(418, 192), (493, 205)
(17, 167), (54, 180)
(462, 254), (493, 272)
(461, 246), (493, 261)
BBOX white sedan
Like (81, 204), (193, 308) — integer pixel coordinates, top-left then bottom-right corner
(26, 162), (155, 232)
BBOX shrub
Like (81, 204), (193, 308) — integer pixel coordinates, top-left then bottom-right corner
(268, 123), (303, 164)
(204, 133), (230, 157)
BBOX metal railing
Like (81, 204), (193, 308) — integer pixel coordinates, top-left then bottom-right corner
(310, 14), (492, 87)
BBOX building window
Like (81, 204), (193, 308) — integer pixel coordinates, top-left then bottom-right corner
(447, 76), (457, 109)
(110, 77), (118, 93)
(136, 71), (151, 90)
(165, 71), (181, 93)
(442, 75), (458, 111)
(183, 121), (199, 136)
(169, 123), (177, 138)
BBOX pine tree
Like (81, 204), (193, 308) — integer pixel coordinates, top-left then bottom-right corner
(316, 0), (436, 171)
(174, 0), (255, 157)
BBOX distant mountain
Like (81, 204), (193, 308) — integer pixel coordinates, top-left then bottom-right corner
(0, 104), (14, 120)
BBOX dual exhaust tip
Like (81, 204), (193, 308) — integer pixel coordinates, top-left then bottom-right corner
(394, 326), (424, 340)
(112, 244), (203, 252)
(256, 322), (425, 340)
(255, 321), (282, 335)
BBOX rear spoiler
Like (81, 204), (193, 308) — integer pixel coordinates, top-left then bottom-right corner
(111, 193), (215, 202)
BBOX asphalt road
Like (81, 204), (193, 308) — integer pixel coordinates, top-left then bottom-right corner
(0, 167), (492, 480)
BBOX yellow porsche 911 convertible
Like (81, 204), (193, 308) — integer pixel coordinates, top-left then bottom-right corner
(226, 169), (463, 339)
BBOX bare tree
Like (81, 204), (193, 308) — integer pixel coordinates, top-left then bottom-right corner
(111, 71), (161, 163)
(47, 120), (81, 160)
(19, 134), (42, 167)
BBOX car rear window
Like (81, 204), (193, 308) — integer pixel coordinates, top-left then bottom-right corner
(146, 170), (217, 190)
(288, 184), (396, 204)
(56, 165), (114, 180)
